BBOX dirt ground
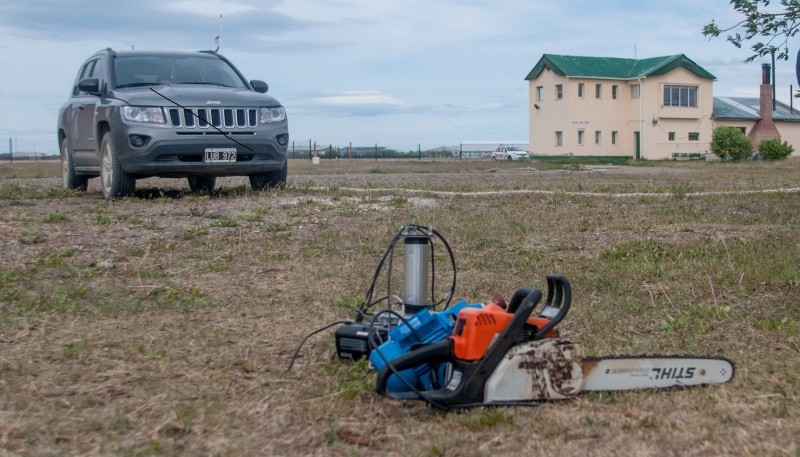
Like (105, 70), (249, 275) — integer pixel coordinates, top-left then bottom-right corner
(1, 158), (799, 456)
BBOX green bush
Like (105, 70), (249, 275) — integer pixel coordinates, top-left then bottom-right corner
(758, 138), (794, 160)
(710, 126), (752, 161)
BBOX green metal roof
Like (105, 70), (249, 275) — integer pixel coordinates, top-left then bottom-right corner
(713, 97), (800, 122)
(525, 54), (716, 81)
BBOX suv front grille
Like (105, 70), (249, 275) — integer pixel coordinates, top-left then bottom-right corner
(167, 107), (259, 129)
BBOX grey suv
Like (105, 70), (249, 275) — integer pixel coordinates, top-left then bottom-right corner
(57, 48), (289, 199)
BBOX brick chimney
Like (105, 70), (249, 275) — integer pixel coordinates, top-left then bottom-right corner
(748, 63), (781, 150)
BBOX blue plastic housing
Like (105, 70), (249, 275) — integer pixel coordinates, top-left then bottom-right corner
(369, 300), (480, 392)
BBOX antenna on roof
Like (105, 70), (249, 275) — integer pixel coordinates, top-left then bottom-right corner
(634, 44), (637, 60)
(217, 14), (223, 54)
(131, 44), (135, 50)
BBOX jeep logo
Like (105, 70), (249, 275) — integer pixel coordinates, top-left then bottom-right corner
(206, 100), (221, 105)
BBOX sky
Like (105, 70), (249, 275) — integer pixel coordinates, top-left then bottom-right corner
(0, 0), (795, 154)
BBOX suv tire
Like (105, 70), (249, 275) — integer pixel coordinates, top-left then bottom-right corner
(100, 132), (136, 199)
(187, 176), (216, 193)
(249, 160), (287, 190)
(61, 140), (88, 191)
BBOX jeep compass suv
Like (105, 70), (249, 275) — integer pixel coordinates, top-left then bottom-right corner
(57, 48), (289, 199)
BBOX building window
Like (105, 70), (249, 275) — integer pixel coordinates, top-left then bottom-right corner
(556, 84), (563, 99)
(611, 131), (618, 145)
(595, 131), (601, 145)
(688, 132), (699, 141)
(555, 131), (563, 146)
(595, 84), (602, 99)
(577, 129), (584, 145)
(536, 86), (544, 101)
(631, 84), (640, 99)
(612, 85), (618, 99)
(578, 83), (584, 98)
(738, 127), (746, 134)
(668, 132), (675, 141)
(663, 85), (698, 107)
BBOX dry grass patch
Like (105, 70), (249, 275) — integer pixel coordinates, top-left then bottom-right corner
(0, 158), (798, 456)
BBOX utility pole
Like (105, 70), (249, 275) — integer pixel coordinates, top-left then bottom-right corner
(771, 49), (776, 112)
(8, 137), (12, 164)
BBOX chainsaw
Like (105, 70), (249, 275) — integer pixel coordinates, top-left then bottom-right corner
(373, 275), (735, 409)
(326, 225), (734, 409)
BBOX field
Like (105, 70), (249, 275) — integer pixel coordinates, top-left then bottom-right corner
(1, 158), (799, 456)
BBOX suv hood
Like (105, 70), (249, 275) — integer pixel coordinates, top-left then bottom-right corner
(110, 84), (282, 107)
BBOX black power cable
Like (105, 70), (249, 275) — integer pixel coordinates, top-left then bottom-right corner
(285, 224), (458, 410)
(357, 224), (457, 321)
(427, 226), (457, 310)
(149, 87), (254, 152)
(284, 320), (352, 375)
(366, 309), (449, 410)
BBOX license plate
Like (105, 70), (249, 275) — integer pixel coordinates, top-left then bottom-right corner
(204, 148), (237, 163)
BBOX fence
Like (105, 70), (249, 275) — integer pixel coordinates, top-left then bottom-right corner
(1, 153), (57, 162)
(286, 141), (524, 160)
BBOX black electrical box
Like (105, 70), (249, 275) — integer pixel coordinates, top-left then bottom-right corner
(335, 323), (388, 360)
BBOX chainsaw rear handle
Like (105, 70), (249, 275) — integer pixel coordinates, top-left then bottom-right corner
(534, 275), (571, 339)
(376, 288), (543, 407)
(505, 276), (570, 340)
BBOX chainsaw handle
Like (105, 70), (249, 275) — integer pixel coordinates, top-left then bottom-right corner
(534, 275), (571, 339)
(376, 288), (543, 408)
(439, 287), (542, 406)
(375, 339), (453, 399)
(506, 286), (538, 314)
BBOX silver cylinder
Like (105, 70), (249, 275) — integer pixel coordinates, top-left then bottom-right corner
(403, 235), (431, 312)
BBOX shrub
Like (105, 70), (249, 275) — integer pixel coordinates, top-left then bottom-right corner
(758, 138), (794, 160)
(710, 126), (752, 161)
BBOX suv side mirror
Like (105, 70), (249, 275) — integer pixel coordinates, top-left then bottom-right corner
(250, 80), (269, 93)
(78, 78), (100, 95)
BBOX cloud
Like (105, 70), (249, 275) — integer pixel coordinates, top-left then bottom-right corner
(160, 1), (258, 17)
(314, 91), (406, 107)
(0, 0), (307, 46)
(288, 88), (519, 122)
(293, 90), (410, 116)
(245, 36), (352, 53)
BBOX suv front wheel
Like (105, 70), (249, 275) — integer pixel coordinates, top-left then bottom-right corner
(100, 132), (136, 199)
(249, 160), (287, 190)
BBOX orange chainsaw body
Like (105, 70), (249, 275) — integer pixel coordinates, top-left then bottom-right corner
(451, 303), (557, 361)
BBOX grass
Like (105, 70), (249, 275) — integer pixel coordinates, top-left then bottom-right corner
(0, 158), (798, 455)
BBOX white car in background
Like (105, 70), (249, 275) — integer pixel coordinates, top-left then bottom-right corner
(491, 145), (529, 161)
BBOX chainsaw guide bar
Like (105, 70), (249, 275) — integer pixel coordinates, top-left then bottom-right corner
(484, 338), (735, 403)
(581, 354), (735, 391)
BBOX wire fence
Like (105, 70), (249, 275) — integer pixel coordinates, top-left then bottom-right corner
(0, 143), (519, 162)
(0, 152), (56, 162)
(287, 141), (523, 160)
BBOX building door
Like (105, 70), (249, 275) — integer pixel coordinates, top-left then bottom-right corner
(634, 132), (641, 160)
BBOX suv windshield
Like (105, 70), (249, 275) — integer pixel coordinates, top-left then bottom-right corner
(114, 55), (247, 89)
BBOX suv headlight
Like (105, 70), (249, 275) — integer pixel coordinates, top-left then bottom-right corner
(122, 106), (166, 124)
(259, 107), (286, 124)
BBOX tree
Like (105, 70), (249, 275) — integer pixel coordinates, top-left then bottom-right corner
(703, 1), (800, 63)
(710, 126), (753, 160)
